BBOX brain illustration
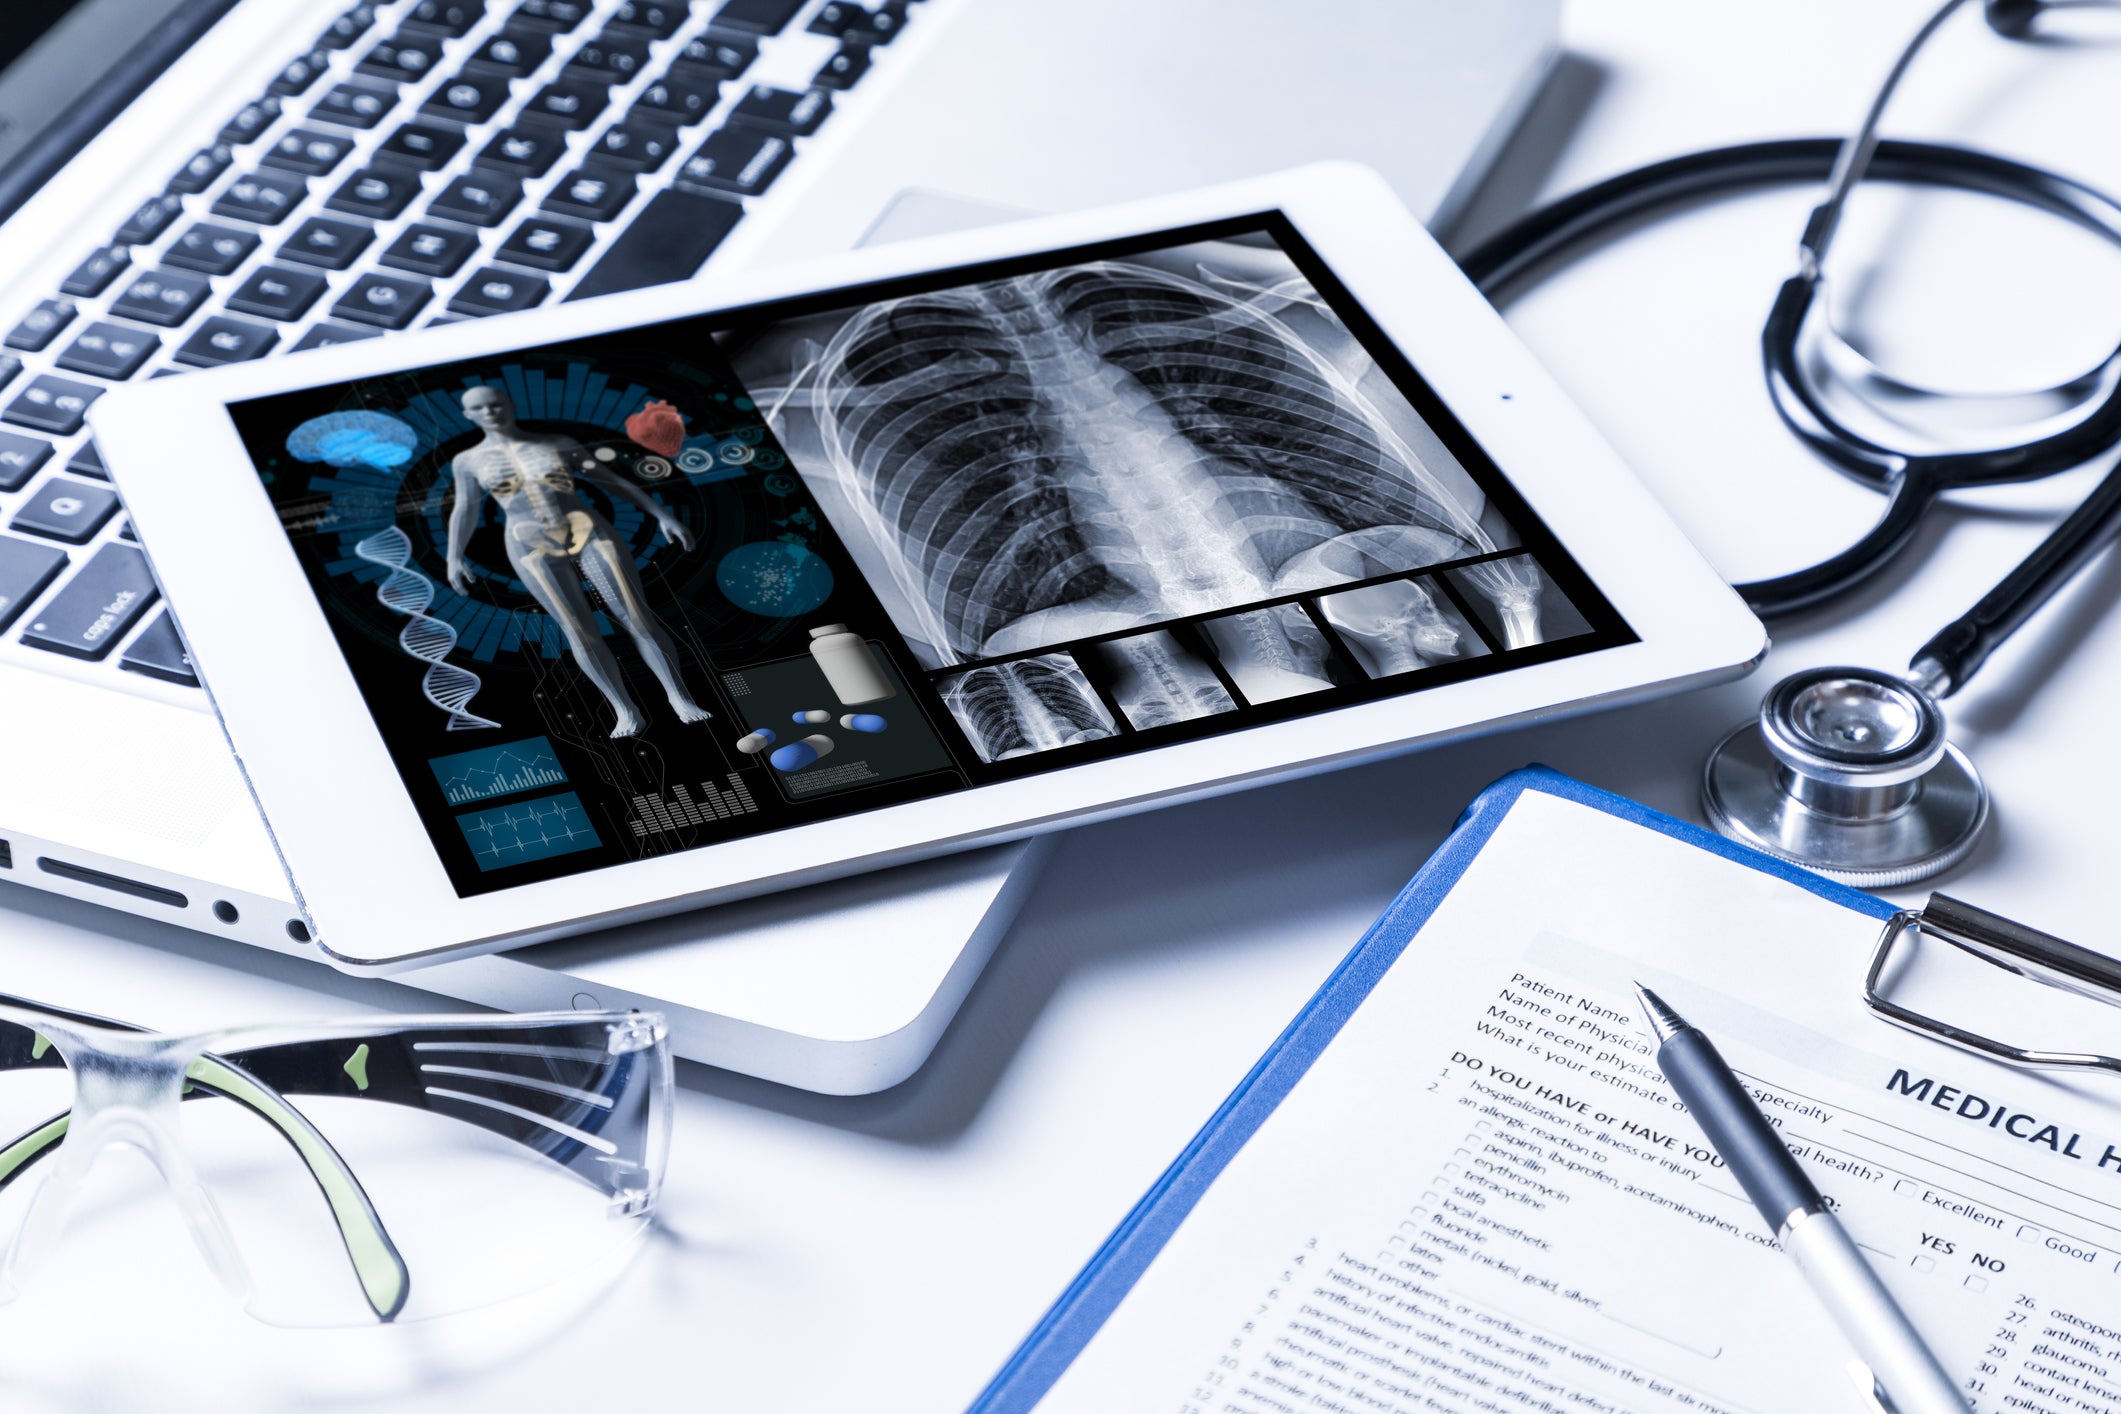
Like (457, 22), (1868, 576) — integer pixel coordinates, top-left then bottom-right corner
(286, 411), (422, 470)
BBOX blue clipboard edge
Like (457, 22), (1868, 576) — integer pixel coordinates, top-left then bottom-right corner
(966, 764), (1901, 1413)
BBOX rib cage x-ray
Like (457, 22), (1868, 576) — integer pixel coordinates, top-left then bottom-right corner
(940, 655), (1115, 763)
(739, 237), (1541, 680)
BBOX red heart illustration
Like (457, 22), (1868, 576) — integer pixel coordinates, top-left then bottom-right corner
(625, 399), (685, 458)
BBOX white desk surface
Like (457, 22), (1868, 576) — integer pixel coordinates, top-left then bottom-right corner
(6, 2), (2121, 1407)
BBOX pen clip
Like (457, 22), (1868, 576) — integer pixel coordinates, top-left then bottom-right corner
(1844, 1358), (1897, 1414)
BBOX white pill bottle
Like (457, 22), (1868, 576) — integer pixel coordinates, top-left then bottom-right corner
(809, 624), (896, 705)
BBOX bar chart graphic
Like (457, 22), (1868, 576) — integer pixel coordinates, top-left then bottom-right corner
(429, 737), (568, 805)
(628, 774), (759, 837)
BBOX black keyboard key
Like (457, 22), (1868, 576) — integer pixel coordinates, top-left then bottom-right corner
(0, 534), (66, 631)
(814, 43), (871, 90)
(428, 172), (521, 227)
(400, 0), (482, 37)
(168, 143), (234, 194)
(0, 357), (19, 392)
(358, 32), (445, 84)
(566, 32), (650, 82)
(845, 1), (908, 45)
(511, 0), (592, 31)
(318, 3), (381, 49)
(21, 542), (158, 659)
(110, 269), (211, 328)
(566, 188), (742, 301)
(332, 273), (431, 329)
(291, 323), (382, 351)
(211, 168), (309, 225)
(475, 126), (566, 177)
(116, 194), (184, 246)
(592, 120), (678, 172)
(55, 322), (160, 380)
(673, 34), (756, 80)
(5, 301), (75, 353)
(164, 222), (260, 276)
(376, 121), (466, 171)
(468, 26), (552, 77)
(67, 441), (104, 479)
(60, 247), (129, 298)
(728, 86), (830, 136)
(226, 265), (328, 320)
(279, 216), (375, 271)
(12, 477), (118, 543)
(381, 223), (479, 277)
(327, 165), (422, 220)
(677, 126), (790, 196)
(543, 164), (635, 223)
(314, 82), (396, 129)
(496, 216), (593, 271)
(808, 2), (860, 37)
(219, 97), (282, 146)
(631, 70), (719, 127)
(450, 267), (551, 317)
(120, 610), (197, 686)
(261, 127), (356, 176)
(0, 432), (51, 491)
(712, 0), (806, 35)
(520, 77), (606, 129)
(175, 316), (279, 368)
(3, 375), (98, 435)
(607, 1), (687, 37)
(121, 610), (198, 685)
(423, 70), (512, 124)
(269, 49), (333, 97)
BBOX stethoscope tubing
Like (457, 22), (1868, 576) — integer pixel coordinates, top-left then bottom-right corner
(1460, 138), (2121, 625)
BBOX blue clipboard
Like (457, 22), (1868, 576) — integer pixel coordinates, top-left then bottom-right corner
(967, 764), (1901, 1413)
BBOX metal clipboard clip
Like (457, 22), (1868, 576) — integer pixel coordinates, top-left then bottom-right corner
(1865, 893), (2121, 1077)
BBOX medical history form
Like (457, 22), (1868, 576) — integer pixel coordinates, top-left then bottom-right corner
(972, 770), (2121, 1414)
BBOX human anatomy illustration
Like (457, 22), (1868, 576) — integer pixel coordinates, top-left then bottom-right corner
(445, 385), (710, 737)
(753, 252), (1544, 695)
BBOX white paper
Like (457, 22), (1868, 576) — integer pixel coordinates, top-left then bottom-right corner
(1036, 791), (2121, 1414)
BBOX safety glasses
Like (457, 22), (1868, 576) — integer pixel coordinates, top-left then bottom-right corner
(0, 997), (671, 1326)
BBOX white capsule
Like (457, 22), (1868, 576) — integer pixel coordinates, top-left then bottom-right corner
(735, 729), (777, 754)
(793, 709), (833, 725)
(839, 713), (888, 734)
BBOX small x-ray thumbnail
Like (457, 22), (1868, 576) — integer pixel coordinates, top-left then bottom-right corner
(1444, 553), (1591, 650)
(1083, 629), (1238, 730)
(1316, 577), (1488, 679)
(938, 653), (1116, 763)
(1199, 603), (1340, 705)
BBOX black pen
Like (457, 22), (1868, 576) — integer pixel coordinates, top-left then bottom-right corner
(1633, 984), (1968, 1414)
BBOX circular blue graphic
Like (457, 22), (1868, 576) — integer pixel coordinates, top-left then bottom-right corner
(716, 541), (833, 617)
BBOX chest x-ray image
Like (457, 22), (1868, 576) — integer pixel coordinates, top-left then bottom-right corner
(939, 654), (1115, 763)
(445, 386), (710, 738)
(733, 234), (1537, 685)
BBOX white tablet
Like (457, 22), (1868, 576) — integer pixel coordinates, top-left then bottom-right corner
(94, 164), (1762, 971)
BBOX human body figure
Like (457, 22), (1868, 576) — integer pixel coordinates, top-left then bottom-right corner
(445, 386), (709, 737)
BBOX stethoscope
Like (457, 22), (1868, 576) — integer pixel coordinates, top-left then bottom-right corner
(1462, 0), (2121, 887)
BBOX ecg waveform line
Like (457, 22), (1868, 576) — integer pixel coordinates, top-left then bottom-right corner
(457, 793), (601, 870)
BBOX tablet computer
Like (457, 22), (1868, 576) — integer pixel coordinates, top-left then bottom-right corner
(95, 164), (1763, 970)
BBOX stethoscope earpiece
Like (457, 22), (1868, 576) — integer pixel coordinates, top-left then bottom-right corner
(1702, 667), (1988, 889)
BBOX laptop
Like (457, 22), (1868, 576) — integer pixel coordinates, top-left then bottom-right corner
(0, 0), (1559, 1084)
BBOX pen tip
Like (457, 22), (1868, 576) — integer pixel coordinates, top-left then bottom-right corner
(1632, 982), (1689, 1044)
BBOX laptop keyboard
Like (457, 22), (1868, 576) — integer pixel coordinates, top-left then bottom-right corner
(0, 0), (916, 697)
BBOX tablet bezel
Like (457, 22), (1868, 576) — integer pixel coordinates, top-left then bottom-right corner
(93, 163), (1764, 970)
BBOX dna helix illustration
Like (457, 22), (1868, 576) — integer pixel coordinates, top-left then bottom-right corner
(353, 526), (500, 731)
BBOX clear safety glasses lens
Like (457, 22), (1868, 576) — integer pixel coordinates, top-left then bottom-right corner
(0, 1010), (672, 1326)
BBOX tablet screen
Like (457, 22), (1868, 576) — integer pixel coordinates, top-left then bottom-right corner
(229, 214), (1634, 897)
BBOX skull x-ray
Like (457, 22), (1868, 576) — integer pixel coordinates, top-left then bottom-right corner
(732, 236), (1537, 677)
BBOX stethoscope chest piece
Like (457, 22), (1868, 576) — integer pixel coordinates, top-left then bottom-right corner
(1702, 666), (1988, 888)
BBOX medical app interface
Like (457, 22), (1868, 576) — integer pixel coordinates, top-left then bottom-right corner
(232, 216), (1633, 896)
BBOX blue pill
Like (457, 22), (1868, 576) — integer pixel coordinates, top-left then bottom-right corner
(735, 728), (777, 755)
(839, 713), (888, 734)
(769, 734), (836, 772)
(793, 709), (832, 724)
